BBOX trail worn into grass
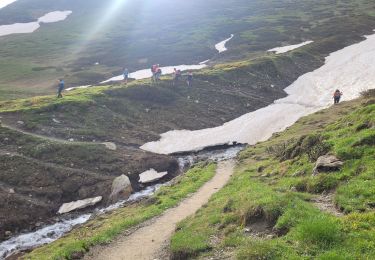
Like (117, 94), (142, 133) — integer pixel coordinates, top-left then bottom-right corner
(0, 121), (119, 150)
(85, 160), (235, 260)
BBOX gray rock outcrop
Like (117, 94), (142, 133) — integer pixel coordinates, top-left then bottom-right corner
(313, 155), (343, 175)
(108, 174), (133, 203)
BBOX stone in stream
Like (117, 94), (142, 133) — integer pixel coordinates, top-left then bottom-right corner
(313, 155), (343, 175)
(57, 196), (102, 214)
(108, 174), (133, 203)
(139, 169), (168, 184)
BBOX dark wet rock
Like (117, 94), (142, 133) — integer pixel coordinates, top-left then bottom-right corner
(313, 155), (344, 175)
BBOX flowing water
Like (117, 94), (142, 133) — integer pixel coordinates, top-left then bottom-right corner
(0, 184), (163, 259)
(0, 145), (243, 259)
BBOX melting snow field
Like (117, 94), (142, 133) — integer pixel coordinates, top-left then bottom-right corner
(102, 64), (207, 83)
(0, 0), (17, 9)
(141, 33), (375, 154)
(0, 11), (72, 37)
(101, 34), (234, 83)
(268, 41), (313, 54)
(215, 34), (234, 53)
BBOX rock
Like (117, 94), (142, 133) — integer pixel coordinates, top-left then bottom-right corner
(102, 142), (117, 151)
(109, 175), (133, 203)
(139, 169), (168, 184)
(9, 188), (15, 194)
(313, 155), (343, 175)
(57, 196), (102, 214)
(35, 222), (42, 227)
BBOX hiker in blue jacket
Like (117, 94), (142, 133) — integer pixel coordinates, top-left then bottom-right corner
(123, 68), (129, 84)
(57, 79), (65, 98)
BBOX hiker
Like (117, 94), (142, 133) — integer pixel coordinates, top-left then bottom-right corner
(123, 68), (129, 84)
(333, 89), (343, 104)
(151, 64), (157, 82)
(57, 79), (65, 98)
(186, 71), (193, 87)
(173, 68), (181, 86)
(155, 67), (162, 81)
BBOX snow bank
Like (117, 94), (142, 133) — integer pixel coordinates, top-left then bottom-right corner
(102, 64), (206, 83)
(215, 34), (234, 53)
(268, 41), (313, 54)
(0, 0), (17, 9)
(141, 34), (375, 154)
(0, 11), (72, 37)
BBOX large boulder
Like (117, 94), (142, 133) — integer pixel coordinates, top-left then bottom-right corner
(139, 169), (168, 184)
(108, 175), (133, 203)
(58, 196), (102, 214)
(313, 155), (344, 175)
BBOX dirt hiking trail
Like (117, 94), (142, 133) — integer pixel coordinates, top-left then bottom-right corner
(84, 160), (235, 260)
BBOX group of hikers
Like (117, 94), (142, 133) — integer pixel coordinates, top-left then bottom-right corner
(57, 69), (343, 105)
(122, 65), (194, 86)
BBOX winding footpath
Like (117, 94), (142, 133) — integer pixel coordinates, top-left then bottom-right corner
(0, 121), (118, 150)
(84, 160), (235, 260)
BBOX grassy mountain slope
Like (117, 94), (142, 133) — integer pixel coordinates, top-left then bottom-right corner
(170, 91), (375, 259)
(0, 26), (374, 241)
(0, 0), (374, 99)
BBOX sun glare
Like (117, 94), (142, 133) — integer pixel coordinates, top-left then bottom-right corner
(72, 0), (129, 55)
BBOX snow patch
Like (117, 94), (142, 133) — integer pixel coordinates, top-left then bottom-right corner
(215, 34), (234, 53)
(139, 169), (168, 184)
(102, 64), (206, 83)
(141, 33), (375, 154)
(0, 11), (72, 37)
(268, 41), (313, 54)
(0, 0), (18, 9)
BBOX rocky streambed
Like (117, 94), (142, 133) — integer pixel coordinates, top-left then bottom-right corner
(0, 145), (243, 259)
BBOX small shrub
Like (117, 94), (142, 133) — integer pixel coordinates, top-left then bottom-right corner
(307, 174), (339, 193)
(237, 240), (282, 260)
(267, 135), (330, 162)
(295, 215), (342, 248)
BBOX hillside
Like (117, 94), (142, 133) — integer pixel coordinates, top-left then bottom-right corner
(0, 0), (375, 99)
(1, 0), (375, 258)
(169, 91), (375, 259)
(18, 91), (375, 260)
(1, 18), (375, 251)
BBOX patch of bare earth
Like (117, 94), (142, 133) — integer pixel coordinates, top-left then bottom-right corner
(311, 191), (343, 217)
